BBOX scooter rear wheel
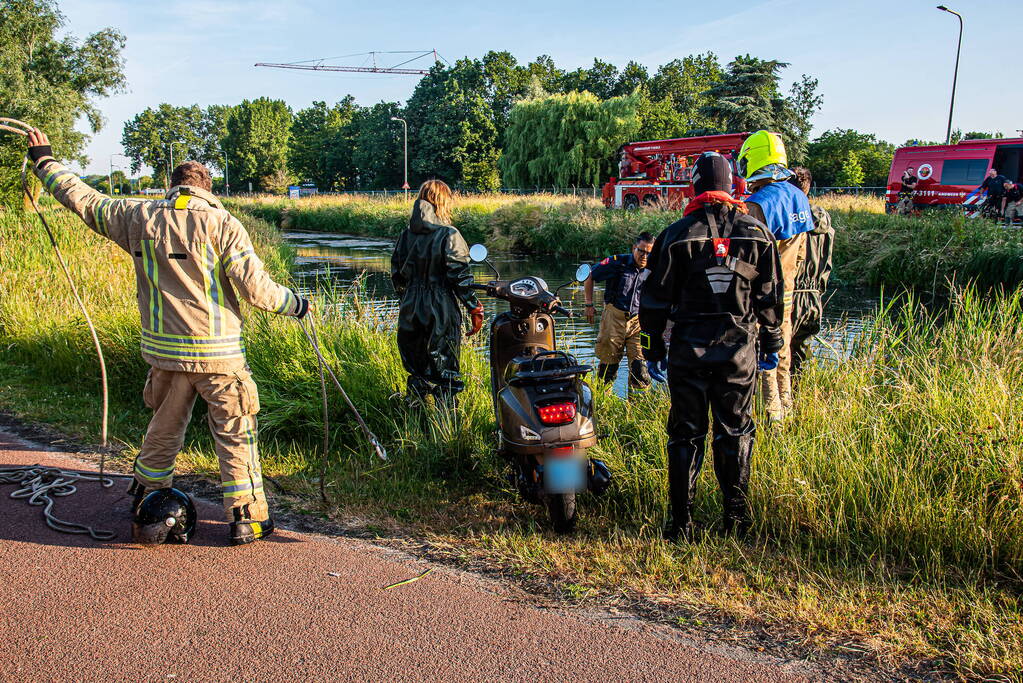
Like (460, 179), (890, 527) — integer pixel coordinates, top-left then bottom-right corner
(546, 493), (577, 534)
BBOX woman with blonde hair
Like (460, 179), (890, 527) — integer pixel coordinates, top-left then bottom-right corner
(390, 180), (484, 403)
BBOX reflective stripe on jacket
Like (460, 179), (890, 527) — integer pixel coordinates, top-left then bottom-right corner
(34, 157), (303, 373)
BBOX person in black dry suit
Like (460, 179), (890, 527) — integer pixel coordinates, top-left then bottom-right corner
(639, 152), (784, 540)
(391, 180), (484, 403)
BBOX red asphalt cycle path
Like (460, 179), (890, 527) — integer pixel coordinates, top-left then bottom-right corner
(0, 429), (812, 682)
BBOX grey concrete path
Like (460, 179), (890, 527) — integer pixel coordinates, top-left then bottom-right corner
(0, 429), (812, 682)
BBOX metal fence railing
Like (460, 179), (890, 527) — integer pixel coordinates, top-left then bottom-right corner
(226, 185), (890, 199)
(810, 186), (887, 197)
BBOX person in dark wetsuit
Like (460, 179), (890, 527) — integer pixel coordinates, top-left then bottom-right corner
(391, 180), (484, 404)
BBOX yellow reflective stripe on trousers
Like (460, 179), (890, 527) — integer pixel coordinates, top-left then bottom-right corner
(140, 240), (163, 333)
(134, 460), (174, 482)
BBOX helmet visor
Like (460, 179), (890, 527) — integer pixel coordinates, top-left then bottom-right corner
(736, 155), (748, 179)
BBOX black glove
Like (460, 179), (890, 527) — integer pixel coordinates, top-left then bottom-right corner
(28, 145), (53, 163)
(291, 289), (310, 319)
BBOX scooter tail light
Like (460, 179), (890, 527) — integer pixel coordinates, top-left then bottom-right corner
(537, 402), (576, 425)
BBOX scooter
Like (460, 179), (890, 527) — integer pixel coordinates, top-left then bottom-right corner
(468, 244), (611, 533)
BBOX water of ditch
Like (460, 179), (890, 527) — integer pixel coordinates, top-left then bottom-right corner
(285, 232), (878, 397)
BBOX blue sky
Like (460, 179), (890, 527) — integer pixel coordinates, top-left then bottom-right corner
(62, 0), (1021, 176)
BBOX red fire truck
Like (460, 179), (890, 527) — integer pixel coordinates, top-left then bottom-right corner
(601, 132), (755, 209)
(886, 137), (1023, 215)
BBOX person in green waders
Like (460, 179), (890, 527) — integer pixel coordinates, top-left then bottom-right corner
(390, 180), (484, 405)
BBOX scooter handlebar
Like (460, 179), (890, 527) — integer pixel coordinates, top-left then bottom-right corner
(469, 284), (490, 292)
(552, 304), (573, 318)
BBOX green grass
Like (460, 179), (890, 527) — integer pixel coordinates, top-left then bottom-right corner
(2, 203), (1023, 677)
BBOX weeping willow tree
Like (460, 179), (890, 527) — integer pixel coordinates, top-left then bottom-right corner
(500, 90), (641, 188)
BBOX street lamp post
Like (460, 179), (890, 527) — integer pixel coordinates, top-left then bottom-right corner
(937, 5), (963, 145)
(165, 139), (185, 187)
(109, 153), (129, 196)
(221, 149), (230, 196)
(390, 116), (409, 199)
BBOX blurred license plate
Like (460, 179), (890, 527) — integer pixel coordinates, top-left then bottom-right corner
(543, 457), (585, 493)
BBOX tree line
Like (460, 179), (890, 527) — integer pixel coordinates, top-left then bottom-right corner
(113, 56), (1017, 195)
(120, 52), (844, 193)
(2, 0), (1008, 208)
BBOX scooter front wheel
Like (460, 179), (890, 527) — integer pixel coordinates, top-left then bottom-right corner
(546, 492), (577, 534)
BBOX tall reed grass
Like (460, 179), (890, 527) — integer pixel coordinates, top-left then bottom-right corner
(2, 204), (1021, 676)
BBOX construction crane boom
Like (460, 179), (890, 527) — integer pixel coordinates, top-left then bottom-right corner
(255, 50), (439, 76)
(255, 63), (429, 75)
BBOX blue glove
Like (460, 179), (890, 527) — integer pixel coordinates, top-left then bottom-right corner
(758, 351), (779, 371)
(646, 359), (668, 383)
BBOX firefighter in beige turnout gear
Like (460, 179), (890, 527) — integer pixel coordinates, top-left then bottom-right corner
(26, 129), (308, 545)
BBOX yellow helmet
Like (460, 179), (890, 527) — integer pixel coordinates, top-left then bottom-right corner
(736, 131), (787, 181)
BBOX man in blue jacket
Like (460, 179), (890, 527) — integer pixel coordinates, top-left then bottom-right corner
(735, 131), (814, 422)
(584, 233), (655, 392)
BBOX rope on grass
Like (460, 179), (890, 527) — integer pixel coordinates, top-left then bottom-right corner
(0, 465), (131, 540)
(298, 313), (387, 463)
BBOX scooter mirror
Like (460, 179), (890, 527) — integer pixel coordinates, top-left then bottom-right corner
(574, 264), (592, 282)
(469, 244), (488, 263)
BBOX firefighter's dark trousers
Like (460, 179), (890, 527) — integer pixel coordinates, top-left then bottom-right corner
(666, 344), (756, 529)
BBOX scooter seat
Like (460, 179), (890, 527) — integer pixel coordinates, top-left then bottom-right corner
(507, 353), (592, 385)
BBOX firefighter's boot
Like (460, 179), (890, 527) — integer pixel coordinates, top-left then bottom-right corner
(664, 437), (705, 542)
(629, 358), (652, 392)
(713, 430), (754, 537)
(230, 504), (275, 546)
(597, 362), (620, 384)
(127, 480), (150, 518)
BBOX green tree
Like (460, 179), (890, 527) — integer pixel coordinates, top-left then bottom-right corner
(0, 0), (125, 205)
(501, 91), (642, 188)
(782, 74), (823, 161)
(963, 130), (1004, 140)
(223, 97), (293, 192)
(834, 150), (865, 187)
(615, 61), (649, 97)
(700, 55), (819, 163)
(526, 55), (565, 93)
(406, 60), (501, 190)
(481, 50), (530, 138)
(350, 102), (404, 190)
(636, 87), (687, 140)
(562, 58), (620, 99)
(648, 54), (722, 131)
(200, 104), (230, 170)
(806, 128), (895, 187)
(700, 55), (788, 132)
(108, 169), (127, 194)
(121, 104), (204, 187)
(290, 100), (353, 189)
(322, 96), (360, 190)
